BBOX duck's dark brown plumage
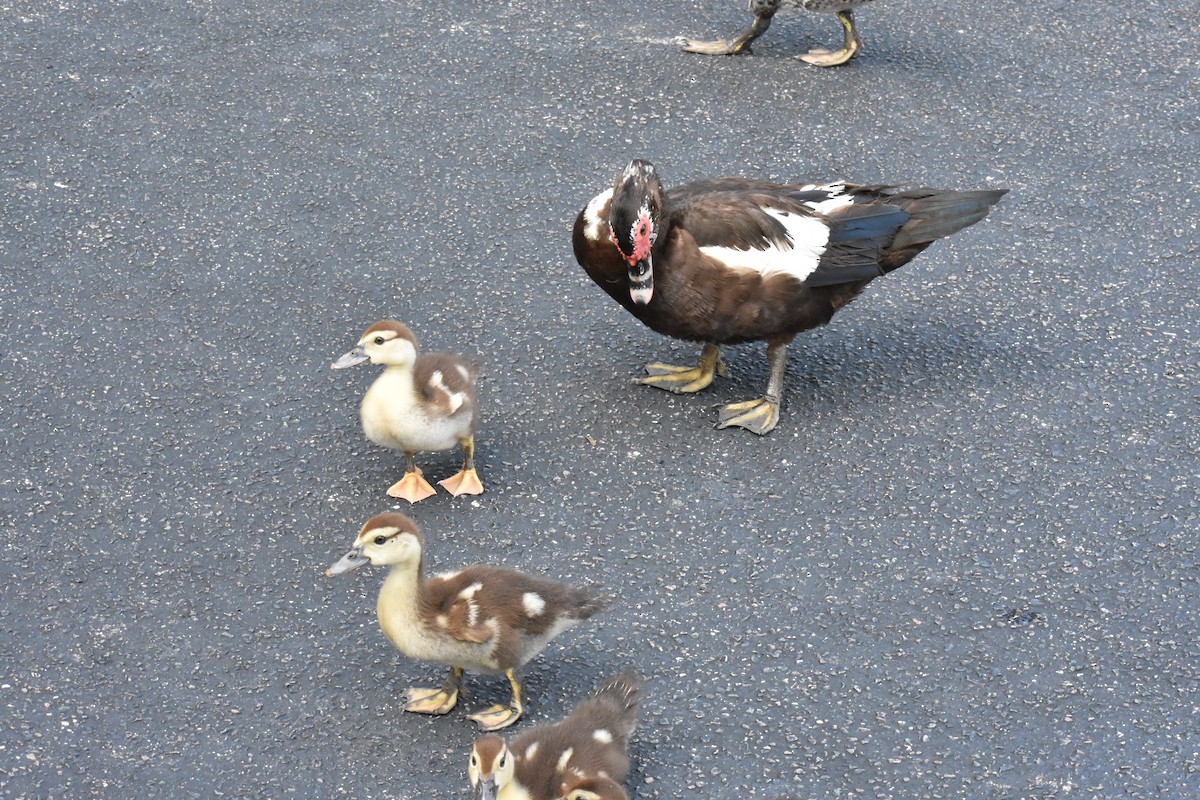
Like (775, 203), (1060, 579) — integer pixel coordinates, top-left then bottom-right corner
(573, 160), (1007, 434)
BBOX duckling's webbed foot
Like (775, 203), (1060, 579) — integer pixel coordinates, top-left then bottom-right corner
(438, 437), (484, 497)
(681, 8), (775, 55)
(798, 10), (862, 66)
(389, 451), (438, 502)
(636, 344), (725, 394)
(716, 396), (780, 435)
(439, 469), (483, 496)
(467, 704), (523, 731)
(388, 468), (438, 503)
(467, 669), (524, 731)
(404, 667), (462, 715)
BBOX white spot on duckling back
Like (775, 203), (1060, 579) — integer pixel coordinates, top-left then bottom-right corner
(592, 728), (613, 744)
(699, 208), (829, 284)
(429, 370), (466, 413)
(455, 364), (470, 382)
(522, 592), (546, 617)
(435, 569), (462, 582)
(556, 747), (574, 772)
(458, 582), (483, 626)
(583, 188), (614, 242)
(524, 741), (540, 760)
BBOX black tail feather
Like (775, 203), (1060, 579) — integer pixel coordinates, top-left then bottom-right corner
(882, 188), (1007, 271)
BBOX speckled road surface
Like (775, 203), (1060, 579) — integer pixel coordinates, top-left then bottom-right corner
(2, 1), (1198, 798)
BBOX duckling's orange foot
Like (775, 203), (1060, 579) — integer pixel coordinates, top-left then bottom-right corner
(467, 704), (523, 732)
(680, 37), (745, 55)
(716, 396), (780, 435)
(403, 686), (459, 715)
(388, 470), (437, 503)
(438, 468), (484, 497)
(797, 45), (858, 67)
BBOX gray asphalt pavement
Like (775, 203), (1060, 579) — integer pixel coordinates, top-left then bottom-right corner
(3, 1), (1198, 798)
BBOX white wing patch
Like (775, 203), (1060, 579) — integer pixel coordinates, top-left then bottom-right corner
(429, 369), (466, 414)
(699, 208), (830, 283)
(804, 193), (856, 215)
(458, 581), (483, 626)
(582, 188), (614, 242)
(524, 741), (540, 760)
(592, 728), (613, 744)
(800, 181), (847, 193)
(556, 747), (574, 772)
(522, 592), (546, 617)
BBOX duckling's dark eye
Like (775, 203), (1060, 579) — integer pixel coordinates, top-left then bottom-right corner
(470, 755), (477, 767)
(374, 336), (385, 345)
(499, 755), (506, 769)
(373, 535), (387, 545)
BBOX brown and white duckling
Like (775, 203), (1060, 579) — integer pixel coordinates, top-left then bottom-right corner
(469, 670), (640, 800)
(683, 0), (876, 67)
(331, 319), (483, 502)
(327, 513), (615, 731)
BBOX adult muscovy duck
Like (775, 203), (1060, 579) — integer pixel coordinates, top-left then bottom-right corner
(572, 159), (1006, 435)
(682, 0), (876, 67)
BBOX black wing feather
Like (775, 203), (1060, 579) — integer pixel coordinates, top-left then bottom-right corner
(803, 202), (911, 287)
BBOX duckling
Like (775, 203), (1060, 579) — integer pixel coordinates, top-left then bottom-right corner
(331, 319), (483, 502)
(469, 670), (640, 800)
(682, 0), (876, 67)
(327, 513), (614, 731)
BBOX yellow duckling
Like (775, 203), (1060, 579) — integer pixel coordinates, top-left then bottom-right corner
(332, 319), (483, 502)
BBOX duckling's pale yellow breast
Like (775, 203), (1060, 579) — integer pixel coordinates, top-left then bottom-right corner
(360, 367), (468, 452)
(376, 568), (502, 672)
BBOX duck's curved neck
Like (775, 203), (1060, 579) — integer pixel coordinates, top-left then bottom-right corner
(376, 560), (423, 624)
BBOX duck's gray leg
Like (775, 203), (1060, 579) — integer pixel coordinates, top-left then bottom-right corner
(682, 0), (781, 55)
(798, 9), (863, 66)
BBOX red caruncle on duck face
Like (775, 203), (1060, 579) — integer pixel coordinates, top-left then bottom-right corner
(609, 205), (654, 267)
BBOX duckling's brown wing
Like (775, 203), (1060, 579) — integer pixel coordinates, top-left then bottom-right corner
(413, 353), (478, 422)
(503, 674), (638, 799)
(422, 571), (497, 645)
(553, 671), (640, 783)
